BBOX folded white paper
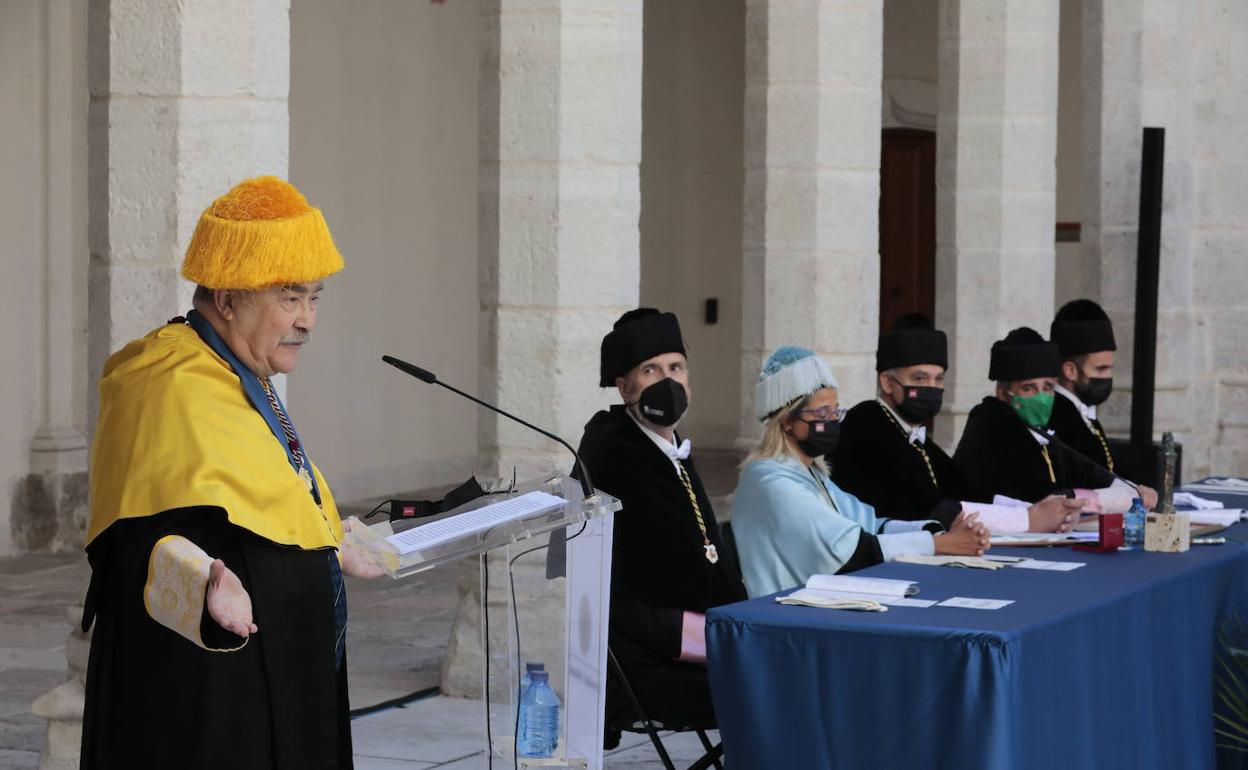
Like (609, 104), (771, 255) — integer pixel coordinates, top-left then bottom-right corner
(1188, 509), (1244, 527)
(1010, 559), (1085, 571)
(776, 589), (888, 612)
(937, 596), (1014, 610)
(893, 554), (1005, 570)
(1174, 491), (1224, 510)
(989, 531), (1099, 545)
(805, 573), (918, 598)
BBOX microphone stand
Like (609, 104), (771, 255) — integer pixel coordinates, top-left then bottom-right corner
(382, 355), (596, 500)
(1027, 424), (1144, 501)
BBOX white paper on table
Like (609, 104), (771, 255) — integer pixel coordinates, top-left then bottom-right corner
(384, 490), (565, 555)
(1188, 509), (1245, 527)
(1010, 559), (1085, 572)
(893, 554), (1005, 570)
(777, 588), (937, 610)
(937, 596), (1014, 610)
(1210, 477), (1248, 489)
(1174, 492), (1224, 510)
(805, 573), (918, 598)
(990, 531), (1099, 545)
(1182, 478), (1248, 493)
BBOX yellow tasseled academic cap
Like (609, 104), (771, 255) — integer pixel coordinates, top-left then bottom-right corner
(181, 176), (344, 290)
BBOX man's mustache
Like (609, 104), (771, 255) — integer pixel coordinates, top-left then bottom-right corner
(281, 331), (311, 345)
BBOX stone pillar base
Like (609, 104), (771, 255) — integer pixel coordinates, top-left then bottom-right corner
(34, 605), (90, 770)
(11, 470), (88, 553)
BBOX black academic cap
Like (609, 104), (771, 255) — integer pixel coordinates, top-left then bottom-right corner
(876, 313), (948, 371)
(599, 308), (686, 387)
(988, 327), (1061, 381)
(1050, 299), (1117, 358)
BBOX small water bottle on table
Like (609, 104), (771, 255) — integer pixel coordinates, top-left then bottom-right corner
(1123, 498), (1146, 550)
(517, 670), (560, 758)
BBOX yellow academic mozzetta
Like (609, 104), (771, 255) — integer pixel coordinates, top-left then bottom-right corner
(88, 322), (342, 550)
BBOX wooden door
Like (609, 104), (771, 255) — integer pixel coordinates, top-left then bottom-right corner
(879, 128), (936, 331)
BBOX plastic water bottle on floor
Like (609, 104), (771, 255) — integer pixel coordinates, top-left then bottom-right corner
(517, 670), (560, 757)
(1123, 497), (1147, 549)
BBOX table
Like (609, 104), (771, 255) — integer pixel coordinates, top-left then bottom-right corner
(706, 484), (1248, 770)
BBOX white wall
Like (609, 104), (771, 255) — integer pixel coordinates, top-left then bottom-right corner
(0, 2), (46, 554)
(288, 0), (481, 502)
(640, 0), (745, 449)
(0, 0), (90, 555)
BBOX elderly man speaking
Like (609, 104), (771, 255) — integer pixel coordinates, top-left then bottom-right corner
(80, 177), (379, 770)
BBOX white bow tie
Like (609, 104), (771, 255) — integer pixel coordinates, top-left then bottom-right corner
(674, 438), (692, 460)
(908, 425), (926, 446)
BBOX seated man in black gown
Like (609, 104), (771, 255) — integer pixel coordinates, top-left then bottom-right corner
(1049, 300), (1122, 468)
(834, 314), (1083, 532)
(954, 327), (1156, 513)
(576, 308), (746, 743)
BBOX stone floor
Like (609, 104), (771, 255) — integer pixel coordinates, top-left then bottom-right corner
(0, 450), (742, 770)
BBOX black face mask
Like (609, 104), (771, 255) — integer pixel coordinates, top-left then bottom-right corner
(893, 383), (944, 424)
(796, 419), (841, 459)
(1076, 377), (1113, 407)
(635, 378), (688, 427)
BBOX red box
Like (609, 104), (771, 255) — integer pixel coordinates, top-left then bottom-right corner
(1074, 512), (1123, 553)
(1098, 513), (1124, 548)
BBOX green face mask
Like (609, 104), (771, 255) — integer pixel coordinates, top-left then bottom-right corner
(1010, 391), (1054, 429)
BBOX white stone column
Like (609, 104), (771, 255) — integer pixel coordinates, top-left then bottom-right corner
(1184, 0), (1248, 477)
(1079, 0), (1142, 438)
(934, 0), (1060, 444)
(446, 0), (643, 698)
(477, 0), (643, 482)
(87, 0), (292, 424)
(14, 0), (89, 554)
(739, 0), (883, 446)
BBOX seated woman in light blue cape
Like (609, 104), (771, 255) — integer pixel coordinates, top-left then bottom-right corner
(732, 347), (990, 597)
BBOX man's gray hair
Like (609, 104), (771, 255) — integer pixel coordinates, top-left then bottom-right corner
(192, 285), (213, 308)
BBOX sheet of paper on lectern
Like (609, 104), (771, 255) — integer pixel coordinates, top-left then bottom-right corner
(385, 490), (565, 555)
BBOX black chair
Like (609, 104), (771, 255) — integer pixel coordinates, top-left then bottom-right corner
(606, 648), (725, 770)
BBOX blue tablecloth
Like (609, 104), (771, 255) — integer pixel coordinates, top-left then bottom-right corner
(707, 486), (1248, 770)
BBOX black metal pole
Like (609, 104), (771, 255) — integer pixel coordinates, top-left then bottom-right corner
(1130, 127), (1164, 481)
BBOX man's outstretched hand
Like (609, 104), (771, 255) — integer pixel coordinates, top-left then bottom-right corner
(207, 559), (258, 637)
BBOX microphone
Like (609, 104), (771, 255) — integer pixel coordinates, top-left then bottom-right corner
(382, 355), (595, 499)
(1026, 424), (1144, 500)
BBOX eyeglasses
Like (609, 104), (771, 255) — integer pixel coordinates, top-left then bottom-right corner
(796, 406), (847, 422)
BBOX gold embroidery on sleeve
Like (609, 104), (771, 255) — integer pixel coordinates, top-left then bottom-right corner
(143, 535), (247, 653)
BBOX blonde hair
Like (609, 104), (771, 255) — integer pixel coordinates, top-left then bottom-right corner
(742, 394), (828, 473)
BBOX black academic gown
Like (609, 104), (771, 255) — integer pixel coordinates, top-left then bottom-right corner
(954, 397), (1116, 504)
(1049, 392), (1116, 471)
(81, 506), (351, 770)
(832, 400), (984, 527)
(576, 405), (747, 732)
